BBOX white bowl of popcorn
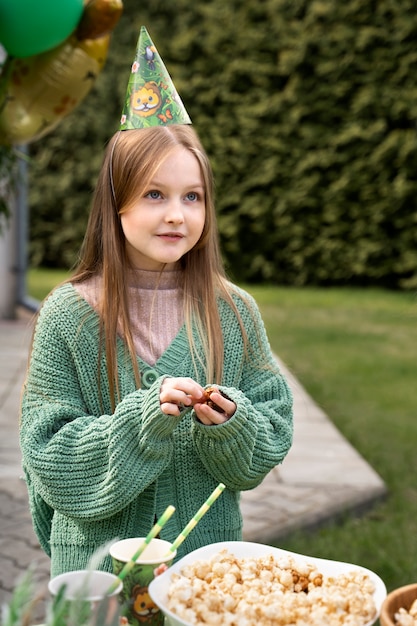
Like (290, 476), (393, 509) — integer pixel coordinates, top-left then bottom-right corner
(149, 541), (387, 626)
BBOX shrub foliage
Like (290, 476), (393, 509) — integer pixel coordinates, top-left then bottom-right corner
(27, 0), (417, 287)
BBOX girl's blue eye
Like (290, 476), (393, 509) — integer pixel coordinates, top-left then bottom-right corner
(146, 190), (161, 199)
(186, 192), (198, 202)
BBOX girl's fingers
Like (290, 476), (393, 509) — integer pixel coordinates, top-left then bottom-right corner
(161, 377), (204, 398)
(159, 379), (236, 422)
(159, 377), (205, 415)
(160, 388), (192, 407)
(205, 391), (235, 417)
(160, 402), (182, 416)
(193, 402), (233, 425)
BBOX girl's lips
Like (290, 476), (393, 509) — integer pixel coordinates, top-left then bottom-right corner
(157, 232), (184, 240)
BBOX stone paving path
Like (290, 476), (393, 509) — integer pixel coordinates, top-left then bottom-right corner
(0, 317), (386, 621)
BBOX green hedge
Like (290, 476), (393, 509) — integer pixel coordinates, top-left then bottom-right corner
(28, 0), (417, 288)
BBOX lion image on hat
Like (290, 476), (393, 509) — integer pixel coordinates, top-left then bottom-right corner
(130, 81), (162, 118)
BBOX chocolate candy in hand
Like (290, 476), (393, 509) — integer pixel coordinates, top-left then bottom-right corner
(202, 386), (229, 413)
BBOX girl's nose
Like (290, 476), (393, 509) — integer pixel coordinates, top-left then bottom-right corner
(165, 199), (184, 223)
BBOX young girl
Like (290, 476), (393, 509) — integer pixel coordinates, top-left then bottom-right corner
(20, 124), (293, 577)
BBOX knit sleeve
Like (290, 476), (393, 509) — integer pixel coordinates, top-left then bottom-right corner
(20, 291), (181, 521)
(191, 291), (293, 491)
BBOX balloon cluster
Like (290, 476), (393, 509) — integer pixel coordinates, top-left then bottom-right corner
(0, 0), (123, 145)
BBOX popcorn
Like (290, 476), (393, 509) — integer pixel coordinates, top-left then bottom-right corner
(395, 598), (417, 625)
(167, 549), (377, 626)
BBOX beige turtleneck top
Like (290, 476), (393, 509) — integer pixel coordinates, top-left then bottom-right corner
(74, 269), (184, 365)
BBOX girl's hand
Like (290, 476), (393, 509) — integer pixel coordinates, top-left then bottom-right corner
(160, 377), (205, 416)
(194, 388), (236, 425)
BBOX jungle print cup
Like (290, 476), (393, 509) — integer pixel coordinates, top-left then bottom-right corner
(110, 537), (176, 626)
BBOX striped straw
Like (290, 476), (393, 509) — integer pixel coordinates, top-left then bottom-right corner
(106, 504), (176, 594)
(168, 483), (226, 554)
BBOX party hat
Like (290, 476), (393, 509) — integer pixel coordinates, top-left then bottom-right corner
(120, 26), (191, 129)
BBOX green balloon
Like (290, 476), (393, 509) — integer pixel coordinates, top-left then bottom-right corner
(0, 0), (84, 58)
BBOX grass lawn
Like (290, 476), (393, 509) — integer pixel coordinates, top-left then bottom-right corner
(28, 270), (417, 596)
(27, 267), (71, 301)
(246, 285), (417, 596)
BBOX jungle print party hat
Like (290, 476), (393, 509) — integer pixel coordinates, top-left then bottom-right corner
(120, 26), (191, 129)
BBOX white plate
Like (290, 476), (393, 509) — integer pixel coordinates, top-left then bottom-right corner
(149, 541), (387, 626)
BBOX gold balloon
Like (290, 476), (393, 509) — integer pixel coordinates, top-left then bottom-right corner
(0, 0), (123, 146)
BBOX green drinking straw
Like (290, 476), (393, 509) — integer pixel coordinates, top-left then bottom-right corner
(106, 504), (176, 594)
(167, 483), (226, 554)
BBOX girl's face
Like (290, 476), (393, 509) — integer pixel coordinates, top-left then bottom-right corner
(120, 146), (206, 271)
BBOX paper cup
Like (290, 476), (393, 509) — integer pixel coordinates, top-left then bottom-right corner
(48, 569), (123, 623)
(110, 537), (176, 626)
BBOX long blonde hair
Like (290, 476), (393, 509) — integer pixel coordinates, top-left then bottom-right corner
(70, 125), (246, 410)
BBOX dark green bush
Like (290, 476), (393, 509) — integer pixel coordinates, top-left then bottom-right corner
(28, 0), (417, 288)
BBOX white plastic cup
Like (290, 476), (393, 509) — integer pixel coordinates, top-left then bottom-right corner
(48, 569), (123, 622)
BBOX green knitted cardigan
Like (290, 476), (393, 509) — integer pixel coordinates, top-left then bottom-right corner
(20, 283), (293, 577)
